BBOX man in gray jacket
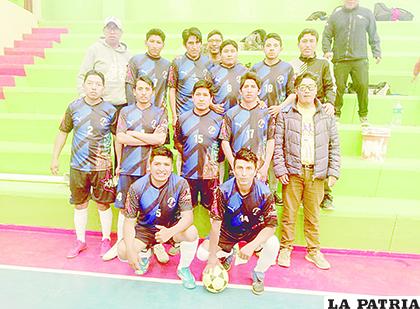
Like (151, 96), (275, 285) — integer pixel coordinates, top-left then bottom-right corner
(274, 72), (340, 270)
(322, 0), (381, 125)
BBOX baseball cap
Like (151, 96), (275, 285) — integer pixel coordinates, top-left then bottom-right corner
(104, 16), (122, 30)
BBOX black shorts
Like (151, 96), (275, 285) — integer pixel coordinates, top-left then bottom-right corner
(218, 229), (260, 253)
(115, 174), (141, 209)
(69, 168), (116, 205)
(186, 178), (218, 210)
(135, 225), (176, 249)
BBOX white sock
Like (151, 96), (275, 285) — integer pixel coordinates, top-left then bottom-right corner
(117, 211), (125, 241)
(178, 238), (198, 269)
(98, 208), (113, 241)
(254, 235), (280, 273)
(74, 208), (88, 243)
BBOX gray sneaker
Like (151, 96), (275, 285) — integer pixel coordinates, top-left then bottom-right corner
(251, 270), (265, 295)
(320, 196), (335, 211)
(305, 251), (331, 270)
(277, 249), (291, 267)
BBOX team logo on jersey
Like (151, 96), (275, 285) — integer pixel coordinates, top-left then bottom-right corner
(277, 75), (285, 84)
(258, 119), (265, 128)
(208, 126), (216, 135)
(100, 117), (108, 127)
(151, 119), (157, 129)
(167, 197), (176, 209)
(126, 120), (133, 127)
(252, 207), (261, 216)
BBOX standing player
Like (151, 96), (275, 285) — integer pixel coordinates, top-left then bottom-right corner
(117, 146), (199, 289)
(220, 72), (275, 183)
(102, 76), (168, 261)
(51, 70), (117, 258)
(205, 30), (223, 64)
(125, 28), (170, 107)
(197, 148), (279, 295)
(174, 80), (223, 219)
(168, 27), (212, 126)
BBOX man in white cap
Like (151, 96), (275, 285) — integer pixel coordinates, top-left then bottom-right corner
(77, 16), (132, 109)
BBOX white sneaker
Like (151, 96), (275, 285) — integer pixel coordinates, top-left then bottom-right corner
(102, 240), (120, 261)
(153, 243), (169, 264)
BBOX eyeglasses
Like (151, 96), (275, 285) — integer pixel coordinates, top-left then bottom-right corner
(298, 85), (317, 92)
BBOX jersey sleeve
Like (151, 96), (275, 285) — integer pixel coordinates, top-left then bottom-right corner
(261, 193), (278, 228)
(168, 60), (179, 89)
(209, 187), (225, 221)
(219, 115), (232, 142)
(122, 185), (140, 219)
(59, 106), (73, 133)
(116, 109), (128, 134)
(178, 180), (193, 212)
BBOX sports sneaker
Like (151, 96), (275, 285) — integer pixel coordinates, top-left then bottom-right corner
(320, 196), (335, 211)
(102, 240), (120, 261)
(177, 267), (196, 289)
(274, 192), (283, 207)
(360, 116), (369, 127)
(277, 249), (291, 267)
(305, 251), (331, 270)
(220, 251), (235, 271)
(135, 256), (151, 275)
(153, 243), (169, 264)
(66, 240), (87, 259)
(168, 243), (180, 256)
(251, 270), (265, 295)
(100, 239), (112, 257)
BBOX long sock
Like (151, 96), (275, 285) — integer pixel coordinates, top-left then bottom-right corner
(178, 238), (199, 269)
(74, 208), (88, 243)
(117, 211), (125, 241)
(98, 208), (112, 241)
(254, 235), (280, 273)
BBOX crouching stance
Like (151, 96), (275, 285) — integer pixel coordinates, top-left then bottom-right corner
(197, 148), (279, 295)
(117, 146), (199, 289)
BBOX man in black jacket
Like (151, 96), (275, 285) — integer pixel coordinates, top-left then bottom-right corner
(322, 0), (381, 125)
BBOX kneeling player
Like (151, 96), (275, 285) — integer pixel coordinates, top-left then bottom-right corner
(117, 146), (199, 289)
(197, 148), (279, 295)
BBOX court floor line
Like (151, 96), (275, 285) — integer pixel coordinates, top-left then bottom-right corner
(0, 263), (371, 297)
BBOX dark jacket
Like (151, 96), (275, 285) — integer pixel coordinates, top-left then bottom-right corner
(322, 5), (381, 62)
(273, 100), (340, 180)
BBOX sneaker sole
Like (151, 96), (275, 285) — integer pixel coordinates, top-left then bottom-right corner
(177, 272), (196, 289)
(251, 287), (264, 295)
(304, 255), (330, 270)
(66, 245), (87, 259)
(102, 243), (119, 261)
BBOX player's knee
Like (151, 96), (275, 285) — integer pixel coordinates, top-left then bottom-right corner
(263, 235), (280, 254)
(74, 203), (88, 210)
(196, 243), (209, 261)
(97, 203), (110, 211)
(184, 225), (199, 242)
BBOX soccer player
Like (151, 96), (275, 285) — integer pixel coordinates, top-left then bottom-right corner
(251, 33), (294, 118)
(205, 30), (223, 64)
(102, 76), (169, 262)
(197, 148), (279, 295)
(117, 146), (199, 289)
(125, 28), (171, 107)
(51, 70), (117, 258)
(168, 27), (212, 126)
(174, 80), (223, 216)
(220, 72), (275, 184)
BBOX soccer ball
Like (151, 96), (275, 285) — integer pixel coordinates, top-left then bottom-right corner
(202, 264), (229, 293)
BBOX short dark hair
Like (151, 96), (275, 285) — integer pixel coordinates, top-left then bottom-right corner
(240, 72), (261, 90)
(146, 28), (166, 42)
(297, 28), (319, 43)
(264, 33), (282, 46)
(150, 146), (173, 162)
(134, 75), (155, 89)
(193, 79), (215, 96)
(83, 69), (105, 85)
(182, 27), (202, 45)
(220, 39), (238, 51)
(294, 72), (318, 88)
(234, 148), (258, 168)
(207, 30), (223, 41)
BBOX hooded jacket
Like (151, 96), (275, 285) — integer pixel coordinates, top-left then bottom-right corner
(78, 38), (131, 105)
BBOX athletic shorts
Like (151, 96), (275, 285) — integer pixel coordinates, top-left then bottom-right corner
(135, 225), (176, 249)
(69, 168), (116, 205)
(218, 229), (261, 253)
(115, 174), (142, 209)
(186, 178), (218, 210)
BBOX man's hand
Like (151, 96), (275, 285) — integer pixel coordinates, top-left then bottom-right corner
(279, 174), (289, 185)
(238, 242), (257, 260)
(172, 115), (178, 129)
(375, 57), (381, 64)
(50, 159), (59, 175)
(323, 103), (335, 117)
(324, 52), (333, 61)
(204, 256), (222, 274)
(127, 250), (140, 271)
(268, 105), (282, 117)
(257, 164), (269, 182)
(115, 165), (121, 177)
(328, 176), (337, 188)
(155, 225), (173, 244)
(210, 103), (225, 114)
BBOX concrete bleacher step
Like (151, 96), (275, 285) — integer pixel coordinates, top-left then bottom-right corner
(0, 64), (25, 76)
(0, 75), (15, 87)
(23, 33), (62, 43)
(0, 179), (419, 253)
(4, 47), (45, 58)
(0, 55), (34, 65)
(14, 40), (54, 49)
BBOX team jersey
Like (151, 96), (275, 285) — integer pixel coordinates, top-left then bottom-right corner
(60, 98), (117, 172)
(125, 53), (171, 107)
(174, 110), (223, 180)
(210, 177), (277, 239)
(209, 63), (248, 111)
(168, 53), (212, 115)
(219, 103), (275, 168)
(117, 104), (168, 176)
(251, 60), (294, 107)
(123, 173), (192, 230)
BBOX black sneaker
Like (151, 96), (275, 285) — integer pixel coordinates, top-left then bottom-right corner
(251, 270), (265, 295)
(220, 251), (234, 271)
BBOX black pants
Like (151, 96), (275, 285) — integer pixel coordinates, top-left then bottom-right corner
(334, 59), (369, 118)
